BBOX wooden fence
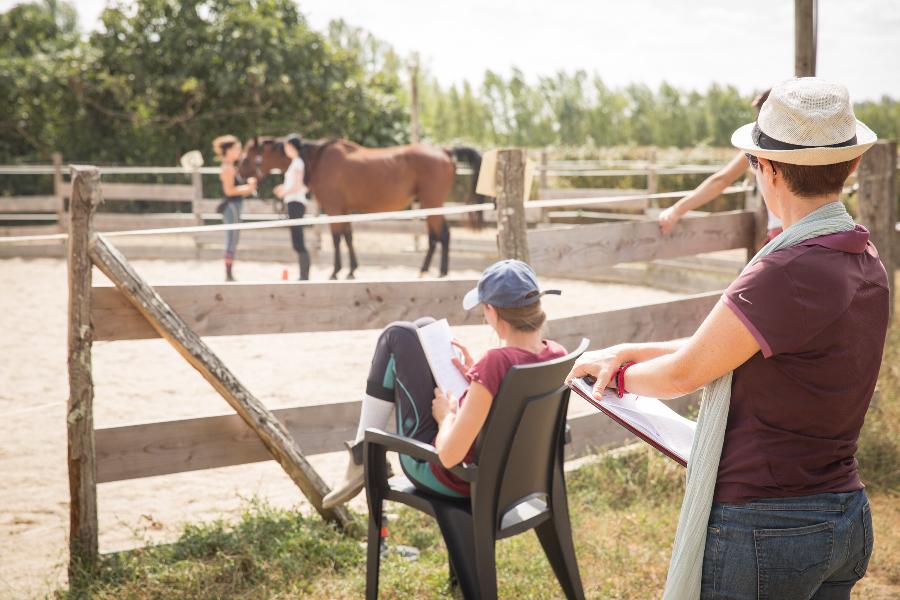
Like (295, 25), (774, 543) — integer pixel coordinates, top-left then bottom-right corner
(52, 140), (897, 576)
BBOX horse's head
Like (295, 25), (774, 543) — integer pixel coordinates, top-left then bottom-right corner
(238, 136), (291, 180)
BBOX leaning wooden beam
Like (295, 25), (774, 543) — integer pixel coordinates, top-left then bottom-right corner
(91, 278), (481, 341)
(528, 210), (755, 275)
(88, 235), (356, 531)
(67, 166), (102, 576)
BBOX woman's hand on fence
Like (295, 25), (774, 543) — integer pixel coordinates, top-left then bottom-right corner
(451, 339), (474, 376)
(658, 206), (681, 235)
(432, 387), (457, 425)
(566, 347), (624, 399)
(273, 184), (285, 199)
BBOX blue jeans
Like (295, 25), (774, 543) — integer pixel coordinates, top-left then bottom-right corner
(702, 490), (873, 599)
(222, 200), (241, 259)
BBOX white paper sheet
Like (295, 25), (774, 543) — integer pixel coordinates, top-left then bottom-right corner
(416, 319), (470, 402)
(572, 379), (696, 462)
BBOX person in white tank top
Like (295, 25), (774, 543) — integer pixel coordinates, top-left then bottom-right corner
(274, 134), (311, 279)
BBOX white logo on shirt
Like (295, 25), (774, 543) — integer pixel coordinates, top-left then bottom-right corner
(738, 292), (752, 305)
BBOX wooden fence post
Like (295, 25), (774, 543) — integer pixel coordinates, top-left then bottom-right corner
(646, 148), (658, 211)
(539, 149), (550, 223)
(67, 165), (102, 578)
(857, 139), (896, 316)
(53, 152), (64, 226)
(744, 184), (767, 260)
(495, 148), (530, 262)
(88, 236), (357, 531)
(191, 168), (203, 254)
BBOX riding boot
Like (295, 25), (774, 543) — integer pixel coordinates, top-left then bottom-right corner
(298, 251), (311, 281)
(225, 263), (235, 282)
(322, 440), (365, 509)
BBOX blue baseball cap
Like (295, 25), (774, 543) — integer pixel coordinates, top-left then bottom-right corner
(462, 259), (561, 310)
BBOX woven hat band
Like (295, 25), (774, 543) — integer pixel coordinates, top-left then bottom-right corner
(752, 123), (858, 151)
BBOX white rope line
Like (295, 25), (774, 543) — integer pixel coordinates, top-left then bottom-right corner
(0, 186), (752, 245)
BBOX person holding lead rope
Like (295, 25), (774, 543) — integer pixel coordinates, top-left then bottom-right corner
(566, 78), (889, 599)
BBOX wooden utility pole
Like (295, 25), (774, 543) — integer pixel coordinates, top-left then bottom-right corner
(409, 52), (420, 144)
(495, 149), (530, 262)
(795, 0), (817, 76)
(67, 166), (102, 578)
(857, 140), (897, 317)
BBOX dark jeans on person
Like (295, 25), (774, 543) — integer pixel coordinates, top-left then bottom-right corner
(286, 201), (310, 279)
(701, 489), (873, 600)
(365, 317), (465, 498)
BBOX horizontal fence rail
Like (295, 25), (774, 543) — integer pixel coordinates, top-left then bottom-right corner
(0, 186), (753, 245)
(92, 278), (482, 341)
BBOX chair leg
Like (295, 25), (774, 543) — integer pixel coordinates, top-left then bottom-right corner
(472, 528), (498, 600)
(535, 515), (584, 600)
(365, 498), (384, 600)
(434, 506), (481, 599)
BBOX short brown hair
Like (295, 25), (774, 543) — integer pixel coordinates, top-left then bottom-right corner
(495, 301), (546, 332)
(770, 159), (856, 198)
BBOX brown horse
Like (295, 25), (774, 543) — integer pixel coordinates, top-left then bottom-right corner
(240, 136), (485, 279)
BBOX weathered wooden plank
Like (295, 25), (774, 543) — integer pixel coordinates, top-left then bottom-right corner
(545, 291), (721, 351)
(91, 278), (482, 341)
(89, 235), (356, 530)
(529, 210), (754, 274)
(197, 198), (283, 214)
(0, 195), (60, 212)
(67, 166), (102, 575)
(94, 392), (703, 483)
(61, 182), (194, 201)
(538, 188), (648, 210)
(95, 401), (363, 483)
(90, 213), (203, 231)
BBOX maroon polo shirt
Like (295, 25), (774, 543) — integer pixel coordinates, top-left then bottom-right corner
(716, 225), (890, 504)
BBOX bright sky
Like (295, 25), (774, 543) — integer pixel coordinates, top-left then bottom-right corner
(4, 0), (898, 100)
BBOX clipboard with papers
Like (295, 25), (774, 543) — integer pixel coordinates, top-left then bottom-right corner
(568, 376), (696, 467)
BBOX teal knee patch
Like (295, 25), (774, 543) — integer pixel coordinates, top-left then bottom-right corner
(399, 454), (466, 498)
(382, 354), (396, 390)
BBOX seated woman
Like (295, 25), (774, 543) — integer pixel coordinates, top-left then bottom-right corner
(323, 259), (563, 508)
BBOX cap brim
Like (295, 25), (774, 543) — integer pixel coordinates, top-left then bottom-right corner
(732, 120), (877, 166)
(462, 287), (481, 310)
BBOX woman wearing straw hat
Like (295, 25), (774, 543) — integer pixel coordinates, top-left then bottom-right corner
(567, 78), (889, 599)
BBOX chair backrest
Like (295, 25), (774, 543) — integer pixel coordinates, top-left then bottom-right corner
(472, 339), (588, 530)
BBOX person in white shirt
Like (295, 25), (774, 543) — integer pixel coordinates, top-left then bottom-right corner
(274, 134), (311, 280)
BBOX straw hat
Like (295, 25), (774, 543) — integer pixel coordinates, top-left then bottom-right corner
(731, 77), (877, 166)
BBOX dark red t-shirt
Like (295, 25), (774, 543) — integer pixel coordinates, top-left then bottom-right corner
(430, 340), (568, 495)
(716, 225), (889, 504)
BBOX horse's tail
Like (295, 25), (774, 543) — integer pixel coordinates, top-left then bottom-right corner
(448, 146), (489, 230)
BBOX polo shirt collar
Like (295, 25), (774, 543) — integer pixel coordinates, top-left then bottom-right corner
(800, 224), (870, 254)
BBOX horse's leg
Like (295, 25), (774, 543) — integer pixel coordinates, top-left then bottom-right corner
(420, 215), (440, 276)
(438, 218), (450, 277)
(330, 224), (342, 280)
(344, 226), (358, 280)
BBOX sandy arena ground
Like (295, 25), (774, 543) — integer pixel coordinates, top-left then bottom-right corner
(0, 253), (684, 598)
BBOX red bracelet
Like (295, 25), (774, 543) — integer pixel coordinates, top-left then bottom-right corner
(615, 361), (637, 398)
